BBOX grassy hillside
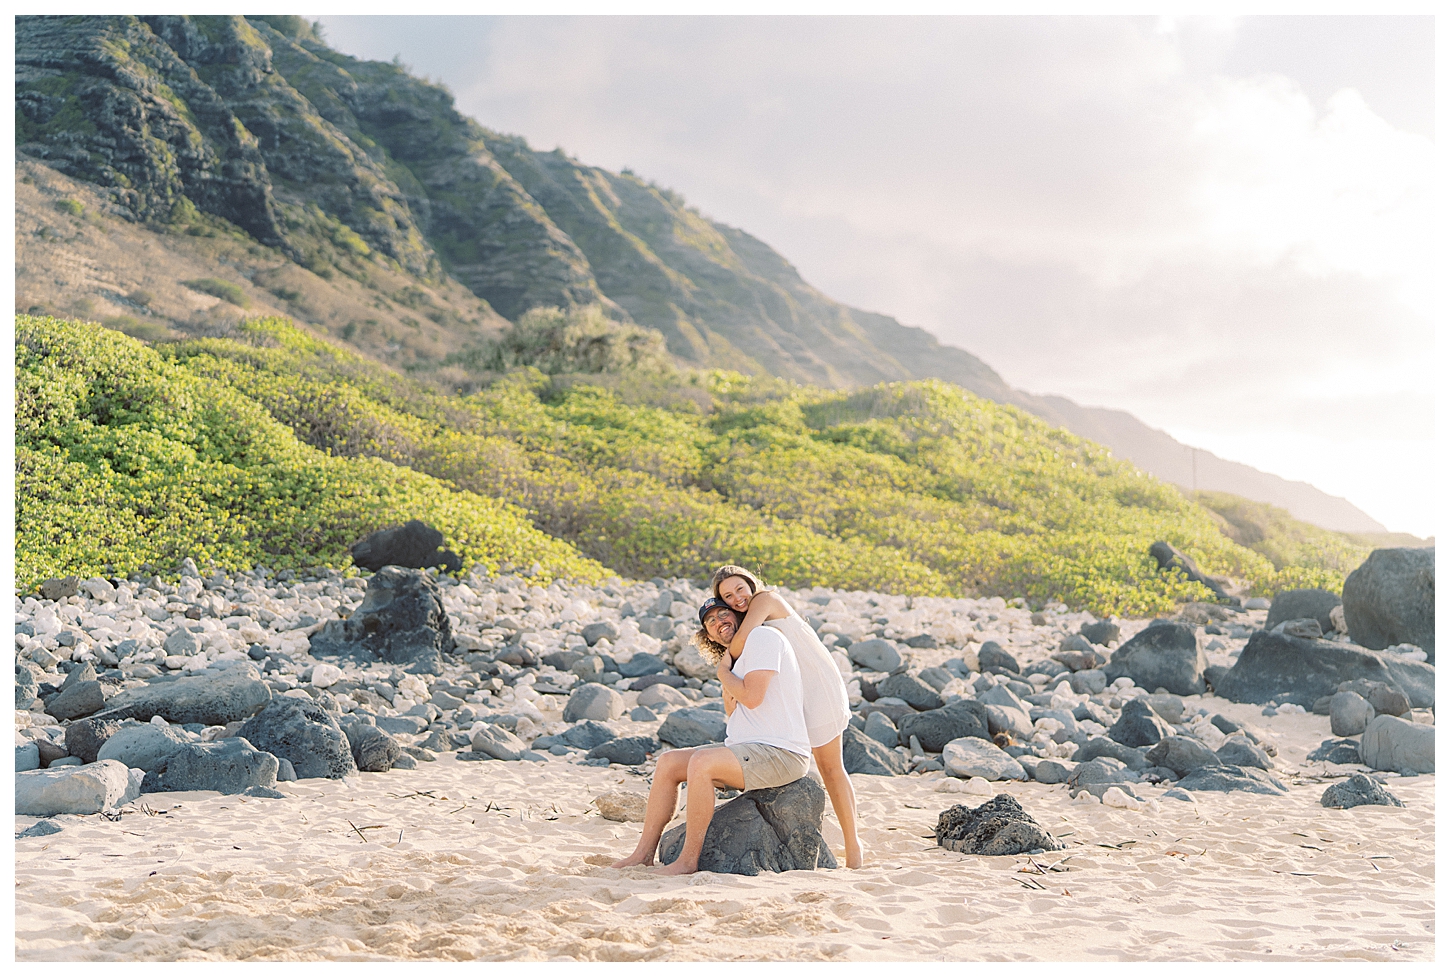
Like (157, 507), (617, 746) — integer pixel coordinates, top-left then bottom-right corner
(17, 313), (1349, 613)
(14, 315), (605, 586)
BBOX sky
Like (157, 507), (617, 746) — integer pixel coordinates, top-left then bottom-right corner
(313, 15), (1437, 537)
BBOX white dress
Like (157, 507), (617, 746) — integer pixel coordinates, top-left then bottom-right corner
(761, 603), (851, 749)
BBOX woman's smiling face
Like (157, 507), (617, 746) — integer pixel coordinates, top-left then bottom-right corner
(718, 575), (754, 613)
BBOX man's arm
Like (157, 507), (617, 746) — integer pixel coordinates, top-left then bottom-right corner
(717, 666), (775, 710)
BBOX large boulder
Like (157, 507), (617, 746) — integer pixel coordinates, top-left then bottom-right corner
(350, 519), (461, 573)
(1148, 541), (1230, 601)
(1341, 547), (1435, 662)
(1073, 737), (1149, 771)
(1359, 715), (1434, 774)
(1143, 735), (1222, 778)
(344, 723), (402, 772)
(657, 777), (836, 875)
(309, 566), (455, 675)
(1320, 773), (1404, 810)
(96, 723), (194, 772)
(142, 738), (279, 794)
(935, 794), (1065, 855)
(1107, 698), (1172, 748)
(563, 683), (625, 723)
(16, 759), (139, 816)
(942, 737), (1025, 781)
(64, 718), (120, 764)
(1266, 589), (1342, 634)
(237, 697), (356, 779)
(1103, 621), (1207, 696)
(1329, 691), (1375, 737)
(471, 724), (528, 761)
(841, 724), (907, 776)
(976, 641), (1020, 673)
(586, 735), (658, 766)
(657, 706), (727, 748)
(45, 679), (107, 721)
(876, 673), (943, 711)
(847, 638), (902, 673)
(897, 699), (990, 752)
(90, 664), (272, 726)
(1214, 631), (1435, 709)
(1175, 765), (1287, 795)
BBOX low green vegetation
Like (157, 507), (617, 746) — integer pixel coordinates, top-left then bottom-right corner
(14, 315), (606, 588)
(54, 198), (84, 217)
(182, 277), (249, 308)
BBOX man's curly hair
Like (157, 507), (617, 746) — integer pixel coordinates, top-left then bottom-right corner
(691, 626), (727, 666)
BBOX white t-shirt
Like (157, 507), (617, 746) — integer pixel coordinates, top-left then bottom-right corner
(724, 625), (811, 757)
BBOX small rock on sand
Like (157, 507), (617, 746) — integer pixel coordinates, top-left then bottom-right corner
(935, 794), (1065, 855)
(1320, 773), (1404, 810)
(594, 790), (648, 822)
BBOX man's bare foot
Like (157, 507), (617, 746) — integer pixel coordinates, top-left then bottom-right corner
(654, 859), (697, 876)
(611, 851), (654, 868)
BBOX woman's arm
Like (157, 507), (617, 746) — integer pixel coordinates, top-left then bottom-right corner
(724, 591), (791, 662)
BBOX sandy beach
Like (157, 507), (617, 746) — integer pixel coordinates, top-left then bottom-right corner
(14, 696), (1434, 962)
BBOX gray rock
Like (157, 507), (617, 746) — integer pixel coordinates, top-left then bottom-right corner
(1266, 588), (1342, 634)
(586, 735), (658, 765)
(1176, 764), (1287, 794)
(637, 683), (689, 709)
(629, 706), (657, 722)
(847, 638), (902, 672)
(636, 616), (674, 640)
(1033, 758), (1076, 784)
(142, 738), (279, 794)
(581, 622), (619, 646)
(976, 641), (1019, 673)
(1341, 547), (1435, 663)
(942, 737), (1025, 780)
(1057, 633), (1097, 658)
(618, 653), (669, 678)
(1337, 679), (1412, 717)
(1142, 693), (1186, 724)
(163, 629), (203, 657)
(897, 699), (990, 752)
(17, 819), (66, 839)
(45, 680), (106, 721)
(1072, 736), (1149, 771)
(16, 741), (40, 771)
(39, 576), (80, 601)
(471, 724), (528, 761)
(657, 706), (727, 747)
(628, 674), (687, 692)
(563, 683), (625, 723)
(1320, 773), (1404, 809)
(542, 650), (585, 672)
(1148, 540), (1231, 601)
(64, 718), (120, 764)
(982, 703), (1034, 740)
(863, 711), (899, 749)
(96, 723), (193, 772)
(904, 633), (938, 649)
(91, 664), (272, 726)
(349, 519), (461, 573)
(376, 715), (429, 736)
(569, 656), (606, 683)
(1329, 691), (1376, 737)
(1307, 738), (1362, 764)
(935, 793), (1065, 855)
(1162, 788), (1195, 803)
(1214, 631), (1435, 709)
(390, 752), (417, 770)
(1215, 736), (1274, 771)
(16, 759), (135, 815)
(1103, 621), (1207, 696)
(1107, 698), (1171, 748)
(309, 566), (455, 675)
(876, 673), (943, 711)
(1359, 715), (1434, 774)
(1069, 669), (1107, 695)
(860, 696), (914, 725)
(345, 724), (401, 772)
(1067, 757), (1138, 800)
(560, 720), (618, 750)
(16, 661), (42, 708)
(657, 777), (836, 875)
(916, 666), (955, 692)
(841, 724), (907, 776)
(276, 757), (297, 781)
(238, 697), (356, 779)
(1276, 618), (1323, 640)
(1143, 735), (1222, 777)
(1080, 620), (1121, 645)
(243, 785), (287, 799)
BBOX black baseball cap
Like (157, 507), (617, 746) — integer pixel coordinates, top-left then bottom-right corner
(698, 597), (735, 625)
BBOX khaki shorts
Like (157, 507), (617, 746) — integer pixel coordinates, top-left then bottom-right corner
(727, 743), (811, 791)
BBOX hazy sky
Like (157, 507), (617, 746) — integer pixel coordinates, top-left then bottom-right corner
(313, 15), (1436, 537)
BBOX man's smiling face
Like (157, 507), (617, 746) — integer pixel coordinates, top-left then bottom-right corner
(703, 605), (739, 644)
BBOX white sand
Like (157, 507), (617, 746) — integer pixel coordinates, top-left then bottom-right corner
(14, 699), (1433, 961)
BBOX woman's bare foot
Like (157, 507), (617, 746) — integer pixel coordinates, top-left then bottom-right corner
(611, 851), (654, 868)
(654, 859), (697, 876)
(844, 849), (864, 869)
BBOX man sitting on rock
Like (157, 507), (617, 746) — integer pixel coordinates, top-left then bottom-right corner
(611, 597), (811, 874)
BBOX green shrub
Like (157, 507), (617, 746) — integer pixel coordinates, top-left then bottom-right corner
(53, 198), (84, 217)
(182, 277), (250, 308)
